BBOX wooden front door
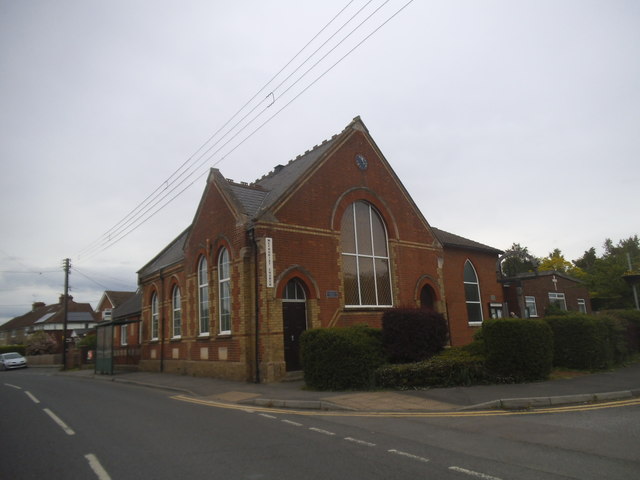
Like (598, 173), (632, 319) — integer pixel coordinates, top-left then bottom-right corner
(283, 279), (307, 372)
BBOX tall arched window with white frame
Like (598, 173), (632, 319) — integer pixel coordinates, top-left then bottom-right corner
(172, 285), (181, 338)
(198, 256), (209, 335)
(150, 292), (159, 340)
(464, 260), (483, 324)
(340, 201), (392, 307)
(218, 247), (231, 334)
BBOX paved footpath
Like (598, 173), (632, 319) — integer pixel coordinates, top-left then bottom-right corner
(54, 361), (640, 412)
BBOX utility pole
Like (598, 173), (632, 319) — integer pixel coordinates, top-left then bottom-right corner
(61, 258), (71, 370)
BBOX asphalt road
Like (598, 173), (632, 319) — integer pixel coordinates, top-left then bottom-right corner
(2, 369), (639, 479)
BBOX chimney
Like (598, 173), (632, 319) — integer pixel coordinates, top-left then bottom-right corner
(32, 302), (46, 311)
(273, 164), (285, 174)
(59, 294), (73, 304)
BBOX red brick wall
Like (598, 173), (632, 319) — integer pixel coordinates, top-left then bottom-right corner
(441, 248), (504, 346)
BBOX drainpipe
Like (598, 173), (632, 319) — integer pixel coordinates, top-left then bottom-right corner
(159, 269), (165, 373)
(250, 228), (260, 383)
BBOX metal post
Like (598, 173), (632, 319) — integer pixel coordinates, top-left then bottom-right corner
(61, 258), (70, 370)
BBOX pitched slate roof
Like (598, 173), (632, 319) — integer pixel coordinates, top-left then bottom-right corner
(431, 227), (503, 255)
(113, 290), (142, 321)
(103, 291), (137, 308)
(138, 227), (190, 278)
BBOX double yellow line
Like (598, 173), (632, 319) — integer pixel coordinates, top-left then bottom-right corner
(171, 395), (640, 418)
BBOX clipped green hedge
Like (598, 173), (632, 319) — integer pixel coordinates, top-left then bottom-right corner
(483, 318), (553, 382)
(546, 313), (636, 370)
(300, 325), (384, 390)
(382, 308), (448, 363)
(603, 309), (640, 353)
(0, 345), (26, 355)
(375, 346), (489, 389)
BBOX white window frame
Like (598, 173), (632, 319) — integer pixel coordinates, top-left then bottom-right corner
(150, 292), (159, 340)
(198, 256), (209, 336)
(218, 248), (231, 335)
(120, 324), (128, 346)
(341, 201), (393, 308)
(172, 285), (181, 339)
(577, 298), (587, 314)
(103, 309), (112, 321)
(464, 260), (483, 325)
(548, 292), (567, 311)
(525, 296), (538, 318)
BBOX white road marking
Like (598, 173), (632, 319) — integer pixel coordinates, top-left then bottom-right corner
(85, 454), (112, 480)
(309, 427), (335, 436)
(4, 383), (21, 389)
(282, 419), (303, 427)
(259, 413), (277, 419)
(25, 391), (40, 404)
(388, 449), (430, 463)
(448, 466), (503, 480)
(43, 408), (75, 435)
(344, 437), (376, 447)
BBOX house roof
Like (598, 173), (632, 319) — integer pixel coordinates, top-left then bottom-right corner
(98, 291), (137, 310)
(506, 270), (583, 284)
(431, 227), (503, 255)
(138, 227), (191, 278)
(0, 298), (98, 332)
(113, 290), (142, 321)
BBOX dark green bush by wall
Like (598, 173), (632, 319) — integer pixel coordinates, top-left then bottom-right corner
(300, 326), (384, 390)
(483, 318), (553, 382)
(546, 313), (634, 370)
(382, 308), (448, 363)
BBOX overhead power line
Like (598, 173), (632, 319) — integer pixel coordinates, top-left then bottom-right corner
(76, 0), (415, 262)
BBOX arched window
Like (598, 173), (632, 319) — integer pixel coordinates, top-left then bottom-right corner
(464, 260), (483, 324)
(284, 278), (306, 301)
(198, 256), (209, 335)
(172, 285), (181, 338)
(218, 248), (231, 334)
(340, 201), (392, 307)
(150, 292), (159, 340)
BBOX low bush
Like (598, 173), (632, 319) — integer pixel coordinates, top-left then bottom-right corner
(0, 344), (26, 355)
(602, 310), (640, 353)
(300, 325), (384, 390)
(375, 347), (489, 389)
(483, 318), (553, 382)
(546, 314), (612, 370)
(25, 331), (59, 355)
(382, 308), (448, 363)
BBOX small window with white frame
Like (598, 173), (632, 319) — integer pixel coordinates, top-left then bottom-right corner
(525, 296), (538, 317)
(120, 324), (128, 346)
(577, 298), (587, 314)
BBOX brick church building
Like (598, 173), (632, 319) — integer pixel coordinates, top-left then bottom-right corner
(136, 117), (504, 382)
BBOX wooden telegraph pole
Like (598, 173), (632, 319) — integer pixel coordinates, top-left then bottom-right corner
(61, 258), (70, 370)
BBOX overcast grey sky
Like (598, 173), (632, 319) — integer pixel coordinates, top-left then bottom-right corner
(1, 0), (638, 324)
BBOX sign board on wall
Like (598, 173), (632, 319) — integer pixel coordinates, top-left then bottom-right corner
(265, 237), (274, 288)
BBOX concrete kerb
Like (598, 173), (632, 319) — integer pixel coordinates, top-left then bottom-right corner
(241, 398), (356, 411)
(461, 390), (639, 411)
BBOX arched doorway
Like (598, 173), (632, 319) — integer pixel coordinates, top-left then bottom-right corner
(420, 284), (436, 312)
(282, 278), (307, 371)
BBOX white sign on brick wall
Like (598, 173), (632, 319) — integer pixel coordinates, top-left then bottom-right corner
(265, 237), (274, 288)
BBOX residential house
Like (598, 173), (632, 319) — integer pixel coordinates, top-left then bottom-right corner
(96, 290), (137, 323)
(0, 295), (99, 350)
(136, 116), (505, 382)
(502, 270), (591, 318)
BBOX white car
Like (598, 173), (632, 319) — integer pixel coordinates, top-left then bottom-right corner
(0, 352), (27, 370)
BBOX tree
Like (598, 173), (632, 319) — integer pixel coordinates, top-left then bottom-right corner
(500, 243), (538, 277)
(539, 249), (584, 277)
(573, 236), (640, 310)
(25, 331), (59, 355)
